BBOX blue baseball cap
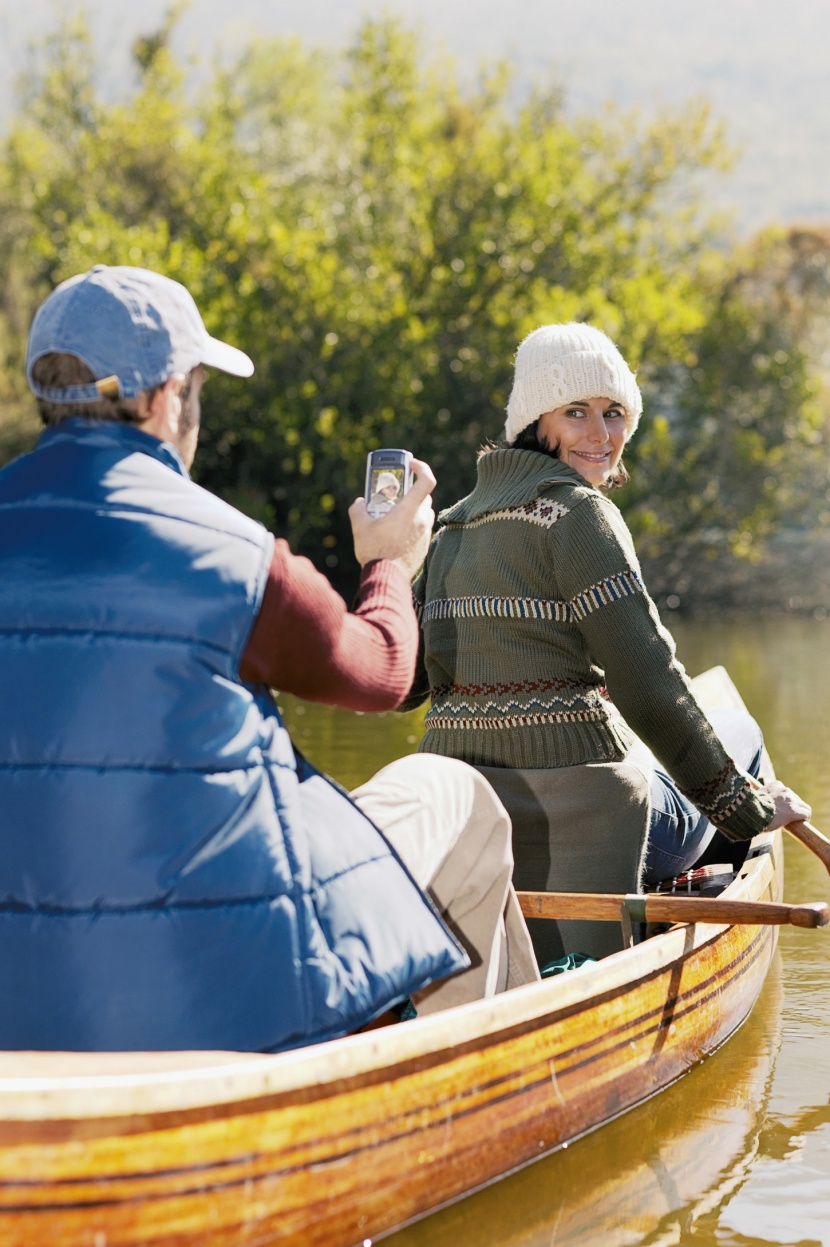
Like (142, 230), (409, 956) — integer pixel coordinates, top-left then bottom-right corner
(26, 265), (254, 403)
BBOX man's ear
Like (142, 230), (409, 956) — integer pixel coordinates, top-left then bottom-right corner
(147, 374), (185, 421)
(137, 373), (187, 441)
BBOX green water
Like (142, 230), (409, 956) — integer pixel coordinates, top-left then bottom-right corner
(283, 615), (830, 1247)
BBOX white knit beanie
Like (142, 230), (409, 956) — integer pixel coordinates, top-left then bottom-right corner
(503, 323), (642, 443)
(374, 472), (400, 492)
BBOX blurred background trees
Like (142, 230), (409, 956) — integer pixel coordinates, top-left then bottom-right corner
(1, 9), (828, 603)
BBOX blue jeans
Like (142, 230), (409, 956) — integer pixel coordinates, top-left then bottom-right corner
(627, 707), (764, 886)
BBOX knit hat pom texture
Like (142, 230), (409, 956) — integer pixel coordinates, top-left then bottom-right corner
(504, 323), (642, 444)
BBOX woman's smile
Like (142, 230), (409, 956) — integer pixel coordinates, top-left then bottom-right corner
(536, 397), (627, 487)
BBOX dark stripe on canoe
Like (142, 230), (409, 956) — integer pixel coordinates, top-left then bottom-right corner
(0, 928), (774, 1212)
(0, 881), (778, 1155)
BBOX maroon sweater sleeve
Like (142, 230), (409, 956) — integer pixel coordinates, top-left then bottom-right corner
(238, 538), (418, 711)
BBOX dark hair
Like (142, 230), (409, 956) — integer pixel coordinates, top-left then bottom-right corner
(31, 353), (194, 430)
(31, 354), (147, 426)
(479, 419), (629, 490)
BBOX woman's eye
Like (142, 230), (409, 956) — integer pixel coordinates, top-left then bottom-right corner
(606, 409), (625, 420)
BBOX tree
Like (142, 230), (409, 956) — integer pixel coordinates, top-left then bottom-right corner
(623, 226), (830, 601)
(0, 10), (826, 602)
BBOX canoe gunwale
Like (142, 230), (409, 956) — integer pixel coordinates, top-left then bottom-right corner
(0, 828), (780, 1123)
(0, 665), (788, 1247)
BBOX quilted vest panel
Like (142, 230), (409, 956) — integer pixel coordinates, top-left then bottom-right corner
(0, 421), (465, 1050)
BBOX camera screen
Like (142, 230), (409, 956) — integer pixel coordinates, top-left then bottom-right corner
(367, 467), (405, 515)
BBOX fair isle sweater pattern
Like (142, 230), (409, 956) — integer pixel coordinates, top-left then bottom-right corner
(410, 448), (775, 841)
(451, 497), (570, 531)
(424, 676), (622, 731)
(417, 568), (645, 627)
(682, 762), (755, 826)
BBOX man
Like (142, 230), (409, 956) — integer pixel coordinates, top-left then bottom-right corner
(0, 265), (537, 1052)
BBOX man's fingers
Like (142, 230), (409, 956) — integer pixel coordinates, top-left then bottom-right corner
(407, 458), (436, 502)
(348, 457), (436, 575)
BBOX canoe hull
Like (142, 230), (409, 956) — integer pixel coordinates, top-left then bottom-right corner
(0, 839), (781, 1247)
(0, 666), (782, 1246)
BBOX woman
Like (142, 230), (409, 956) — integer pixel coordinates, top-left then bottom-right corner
(402, 323), (810, 963)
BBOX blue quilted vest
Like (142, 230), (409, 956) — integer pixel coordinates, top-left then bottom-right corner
(0, 420), (466, 1051)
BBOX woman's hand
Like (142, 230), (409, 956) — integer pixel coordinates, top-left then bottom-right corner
(348, 458), (436, 581)
(761, 779), (812, 831)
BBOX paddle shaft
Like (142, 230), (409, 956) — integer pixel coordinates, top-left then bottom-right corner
(517, 891), (830, 929)
(786, 820), (830, 876)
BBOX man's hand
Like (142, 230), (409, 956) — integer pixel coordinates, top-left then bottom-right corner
(349, 458), (436, 581)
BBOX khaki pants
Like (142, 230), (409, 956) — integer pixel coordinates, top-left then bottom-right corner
(352, 754), (540, 1014)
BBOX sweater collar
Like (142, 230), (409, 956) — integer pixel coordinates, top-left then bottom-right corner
(37, 417), (190, 479)
(438, 449), (591, 524)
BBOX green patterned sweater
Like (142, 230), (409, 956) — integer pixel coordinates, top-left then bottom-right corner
(402, 448), (774, 842)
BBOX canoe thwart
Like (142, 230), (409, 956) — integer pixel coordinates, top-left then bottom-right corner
(517, 891), (830, 929)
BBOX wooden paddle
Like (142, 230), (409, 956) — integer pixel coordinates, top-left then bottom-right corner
(517, 891), (830, 929)
(786, 820), (830, 877)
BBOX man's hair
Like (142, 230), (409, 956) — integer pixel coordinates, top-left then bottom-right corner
(30, 354), (195, 430)
(31, 354), (145, 426)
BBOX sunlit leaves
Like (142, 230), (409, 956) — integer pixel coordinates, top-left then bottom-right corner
(0, 11), (825, 599)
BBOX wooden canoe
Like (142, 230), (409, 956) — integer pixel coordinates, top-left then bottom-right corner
(0, 668), (786, 1246)
(390, 949), (785, 1247)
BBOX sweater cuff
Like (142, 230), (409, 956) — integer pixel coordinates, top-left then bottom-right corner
(682, 766), (775, 842)
(357, 558), (411, 600)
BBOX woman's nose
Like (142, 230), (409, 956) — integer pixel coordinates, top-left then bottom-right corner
(587, 415), (610, 443)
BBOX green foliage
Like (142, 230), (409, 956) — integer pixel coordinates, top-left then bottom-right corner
(624, 227), (830, 596)
(0, 9), (826, 601)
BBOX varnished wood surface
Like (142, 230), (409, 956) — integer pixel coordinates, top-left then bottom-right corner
(517, 889), (828, 926)
(785, 819), (830, 875)
(386, 954), (785, 1247)
(0, 667), (784, 1246)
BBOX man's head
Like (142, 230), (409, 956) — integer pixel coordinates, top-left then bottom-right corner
(26, 265), (254, 467)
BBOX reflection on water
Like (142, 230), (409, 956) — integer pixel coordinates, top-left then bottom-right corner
(390, 960), (784, 1247)
(280, 616), (830, 1247)
(669, 616), (830, 836)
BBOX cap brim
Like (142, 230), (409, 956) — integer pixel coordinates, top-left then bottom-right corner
(202, 335), (254, 378)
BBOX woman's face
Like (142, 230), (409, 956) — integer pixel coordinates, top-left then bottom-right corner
(536, 397), (627, 487)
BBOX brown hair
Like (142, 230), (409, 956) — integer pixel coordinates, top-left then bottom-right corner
(30, 354), (196, 431)
(30, 354), (146, 426)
